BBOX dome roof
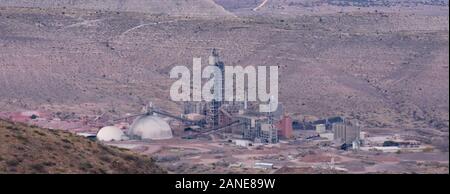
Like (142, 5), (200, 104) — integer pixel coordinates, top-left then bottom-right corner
(97, 126), (127, 141)
(128, 115), (173, 140)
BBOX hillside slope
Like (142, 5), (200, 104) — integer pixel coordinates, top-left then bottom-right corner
(0, 3), (447, 152)
(0, 0), (234, 17)
(0, 119), (165, 174)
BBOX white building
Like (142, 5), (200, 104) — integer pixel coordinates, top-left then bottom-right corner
(128, 115), (173, 140)
(254, 162), (274, 169)
(97, 126), (127, 141)
(234, 139), (252, 147)
(315, 124), (326, 134)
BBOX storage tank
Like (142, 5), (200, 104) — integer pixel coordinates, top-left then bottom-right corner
(128, 115), (173, 140)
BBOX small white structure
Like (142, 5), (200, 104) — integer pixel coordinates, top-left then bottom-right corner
(373, 146), (400, 153)
(97, 126), (127, 141)
(254, 162), (274, 169)
(234, 139), (252, 147)
(128, 115), (173, 140)
(315, 124), (326, 134)
(77, 132), (97, 139)
(229, 163), (243, 168)
(360, 146), (400, 153)
(352, 140), (360, 150)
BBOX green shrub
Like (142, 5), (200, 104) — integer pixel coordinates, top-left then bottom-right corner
(6, 159), (20, 166)
(79, 162), (93, 170)
(30, 163), (46, 172)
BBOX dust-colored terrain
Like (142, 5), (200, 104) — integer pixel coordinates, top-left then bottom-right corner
(0, 0), (234, 17)
(0, 0), (448, 173)
(106, 133), (448, 174)
(0, 119), (165, 173)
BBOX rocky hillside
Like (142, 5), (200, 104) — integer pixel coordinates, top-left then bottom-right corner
(0, 119), (166, 174)
(0, 0), (234, 18)
(0, 2), (447, 151)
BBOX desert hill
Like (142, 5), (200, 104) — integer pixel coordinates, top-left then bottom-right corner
(0, 0), (234, 18)
(0, 2), (448, 152)
(0, 119), (165, 173)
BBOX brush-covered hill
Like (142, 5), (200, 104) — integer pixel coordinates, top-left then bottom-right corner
(0, 1), (447, 153)
(0, 119), (165, 174)
(0, 0), (234, 18)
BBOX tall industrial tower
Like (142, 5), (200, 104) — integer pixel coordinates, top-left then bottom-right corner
(207, 48), (225, 128)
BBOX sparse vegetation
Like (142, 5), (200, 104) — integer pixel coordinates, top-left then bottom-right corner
(5, 159), (20, 167)
(30, 163), (46, 172)
(79, 162), (94, 170)
(0, 0), (447, 174)
(0, 119), (165, 174)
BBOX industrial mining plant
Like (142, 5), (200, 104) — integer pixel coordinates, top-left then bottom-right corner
(1, 49), (444, 174)
(95, 50), (294, 144)
(0, 0), (447, 175)
(89, 50), (367, 156)
(72, 49), (441, 174)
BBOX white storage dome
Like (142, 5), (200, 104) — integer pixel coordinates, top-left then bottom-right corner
(128, 115), (173, 140)
(97, 126), (127, 141)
